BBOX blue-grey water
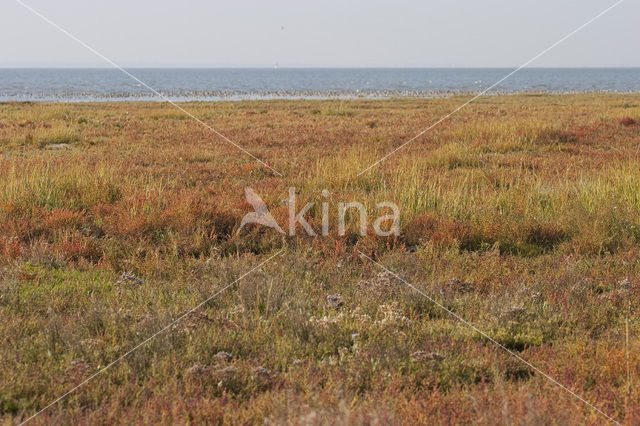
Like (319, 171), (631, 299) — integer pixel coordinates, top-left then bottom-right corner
(1, 68), (639, 102)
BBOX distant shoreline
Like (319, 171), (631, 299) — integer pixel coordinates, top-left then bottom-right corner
(2, 90), (640, 103)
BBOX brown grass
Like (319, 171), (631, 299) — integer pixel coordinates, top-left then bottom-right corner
(1, 95), (640, 424)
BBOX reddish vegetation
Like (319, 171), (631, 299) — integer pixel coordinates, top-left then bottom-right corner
(1, 96), (640, 424)
(620, 116), (638, 126)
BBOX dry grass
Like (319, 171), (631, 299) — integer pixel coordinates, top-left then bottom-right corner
(1, 94), (640, 424)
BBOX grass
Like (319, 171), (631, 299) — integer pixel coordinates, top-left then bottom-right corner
(1, 94), (640, 424)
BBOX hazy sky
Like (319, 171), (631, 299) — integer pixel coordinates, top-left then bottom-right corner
(2, 0), (638, 68)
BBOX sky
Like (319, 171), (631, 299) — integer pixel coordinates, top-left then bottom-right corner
(1, 0), (638, 68)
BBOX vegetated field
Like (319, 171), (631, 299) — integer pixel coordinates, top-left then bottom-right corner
(1, 94), (640, 424)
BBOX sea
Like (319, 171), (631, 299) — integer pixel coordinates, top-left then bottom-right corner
(1, 68), (639, 102)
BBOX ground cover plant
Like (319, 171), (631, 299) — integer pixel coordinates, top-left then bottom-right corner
(1, 94), (640, 424)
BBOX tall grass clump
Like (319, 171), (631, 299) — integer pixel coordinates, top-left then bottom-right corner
(0, 158), (123, 214)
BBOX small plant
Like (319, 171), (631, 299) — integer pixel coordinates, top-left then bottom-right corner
(619, 116), (638, 126)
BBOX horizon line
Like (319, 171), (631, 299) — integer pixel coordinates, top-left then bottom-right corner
(2, 65), (640, 70)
